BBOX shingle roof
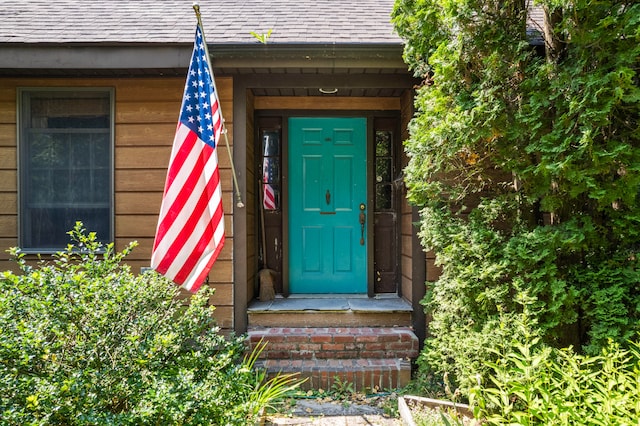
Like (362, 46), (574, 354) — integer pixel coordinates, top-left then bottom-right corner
(0, 0), (401, 45)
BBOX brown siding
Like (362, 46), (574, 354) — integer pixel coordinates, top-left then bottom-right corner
(246, 89), (257, 303)
(0, 76), (235, 330)
(0, 83), (18, 264)
(399, 89), (417, 302)
(399, 88), (427, 344)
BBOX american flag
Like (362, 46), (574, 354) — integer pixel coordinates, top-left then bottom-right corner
(151, 24), (225, 293)
(262, 132), (277, 210)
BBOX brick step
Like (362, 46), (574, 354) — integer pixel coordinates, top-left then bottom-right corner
(257, 358), (412, 392)
(247, 327), (419, 360)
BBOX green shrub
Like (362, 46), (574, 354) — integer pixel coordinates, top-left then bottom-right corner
(393, 0), (640, 398)
(470, 334), (640, 425)
(412, 201), (579, 394)
(0, 222), (298, 425)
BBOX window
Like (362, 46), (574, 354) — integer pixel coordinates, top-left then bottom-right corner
(375, 129), (395, 211)
(261, 129), (281, 211)
(19, 89), (113, 251)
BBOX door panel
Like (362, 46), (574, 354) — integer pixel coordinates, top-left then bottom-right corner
(289, 117), (367, 293)
(303, 156), (323, 211)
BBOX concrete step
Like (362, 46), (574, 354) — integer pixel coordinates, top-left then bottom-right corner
(247, 296), (413, 328)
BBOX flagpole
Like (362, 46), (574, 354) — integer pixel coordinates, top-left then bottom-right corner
(192, 1), (245, 209)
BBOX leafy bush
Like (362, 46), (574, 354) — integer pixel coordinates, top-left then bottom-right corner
(470, 333), (640, 424)
(413, 201), (582, 393)
(0, 222), (299, 425)
(393, 0), (640, 395)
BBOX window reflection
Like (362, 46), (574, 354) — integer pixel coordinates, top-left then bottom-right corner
(375, 130), (394, 210)
(262, 130), (280, 210)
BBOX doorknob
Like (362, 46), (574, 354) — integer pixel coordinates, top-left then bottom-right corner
(359, 203), (366, 245)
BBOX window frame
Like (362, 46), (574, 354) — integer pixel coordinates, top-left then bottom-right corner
(17, 87), (115, 253)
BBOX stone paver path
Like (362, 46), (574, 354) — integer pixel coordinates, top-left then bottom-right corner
(265, 400), (401, 425)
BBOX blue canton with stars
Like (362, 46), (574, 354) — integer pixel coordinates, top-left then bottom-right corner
(180, 25), (219, 148)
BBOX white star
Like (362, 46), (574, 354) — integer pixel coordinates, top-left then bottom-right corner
(202, 102), (209, 110)
(188, 116), (195, 123)
(186, 105), (193, 112)
(198, 126), (204, 133)
(205, 112), (211, 120)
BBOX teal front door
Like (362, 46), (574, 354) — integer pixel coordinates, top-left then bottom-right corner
(288, 117), (367, 293)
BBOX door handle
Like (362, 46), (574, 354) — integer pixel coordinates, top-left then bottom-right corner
(326, 189), (331, 205)
(359, 203), (366, 245)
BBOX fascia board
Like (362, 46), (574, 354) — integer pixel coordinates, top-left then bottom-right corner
(0, 43), (405, 70)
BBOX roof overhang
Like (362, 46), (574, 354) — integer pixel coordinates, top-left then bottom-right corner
(0, 42), (407, 74)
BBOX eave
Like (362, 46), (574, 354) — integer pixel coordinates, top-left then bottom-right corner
(0, 42), (407, 76)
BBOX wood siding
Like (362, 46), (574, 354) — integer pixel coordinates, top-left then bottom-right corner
(246, 89), (257, 304)
(0, 76), (235, 330)
(399, 88), (427, 344)
(400, 89), (417, 302)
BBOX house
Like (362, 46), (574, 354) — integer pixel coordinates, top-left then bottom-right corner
(0, 0), (428, 390)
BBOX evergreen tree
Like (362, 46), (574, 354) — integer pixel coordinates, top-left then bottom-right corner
(393, 0), (640, 391)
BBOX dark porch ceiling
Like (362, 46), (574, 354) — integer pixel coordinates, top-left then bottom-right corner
(220, 67), (413, 98)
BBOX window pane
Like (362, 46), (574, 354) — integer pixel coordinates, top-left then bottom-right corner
(93, 169), (111, 203)
(376, 130), (391, 156)
(261, 129), (280, 210)
(70, 136), (92, 167)
(376, 158), (391, 183)
(30, 96), (110, 129)
(29, 132), (68, 169)
(28, 170), (53, 205)
(376, 184), (392, 210)
(263, 157), (279, 184)
(24, 207), (110, 249)
(262, 131), (280, 156)
(20, 90), (112, 250)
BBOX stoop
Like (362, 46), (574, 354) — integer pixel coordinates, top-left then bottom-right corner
(246, 296), (419, 392)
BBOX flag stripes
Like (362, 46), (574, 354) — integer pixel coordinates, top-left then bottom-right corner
(263, 182), (276, 210)
(151, 24), (225, 293)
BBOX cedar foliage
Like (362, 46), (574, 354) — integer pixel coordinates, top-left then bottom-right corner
(392, 0), (640, 392)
